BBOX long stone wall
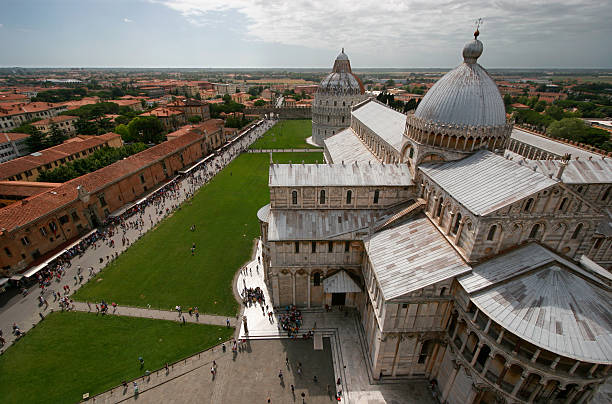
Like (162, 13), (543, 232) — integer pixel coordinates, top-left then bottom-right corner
(244, 106), (311, 120)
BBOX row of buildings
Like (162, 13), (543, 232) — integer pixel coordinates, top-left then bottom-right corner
(260, 34), (612, 403)
(0, 118), (226, 274)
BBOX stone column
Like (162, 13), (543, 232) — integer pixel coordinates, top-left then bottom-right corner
(511, 371), (529, 397)
(496, 363), (510, 386)
(576, 386), (593, 404)
(455, 219), (466, 244)
(307, 272), (311, 308)
(409, 335), (421, 376)
(528, 381), (545, 403)
(564, 386), (581, 404)
(446, 211), (456, 235)
(292, 272), (296, 306)
(470, 343), (483, 366)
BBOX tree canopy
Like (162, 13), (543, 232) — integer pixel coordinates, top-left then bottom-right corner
(547, 118), (611, 151)
(124, 116), (165, 144)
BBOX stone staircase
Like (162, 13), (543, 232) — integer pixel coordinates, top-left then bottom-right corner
(373, 198), (426, 233)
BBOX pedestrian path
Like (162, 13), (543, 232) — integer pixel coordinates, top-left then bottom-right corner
(70, 302), (237, 327)
(247, 148), (322, 153)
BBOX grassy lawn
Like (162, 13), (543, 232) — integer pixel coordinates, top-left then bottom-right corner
(0, 311), (233, 404)
(250, 120), (320, 149)
(74, 152), (323, 315)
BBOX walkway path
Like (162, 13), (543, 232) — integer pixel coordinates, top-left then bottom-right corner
(70, 301), (237, 327)
(247, 148), (322, 153)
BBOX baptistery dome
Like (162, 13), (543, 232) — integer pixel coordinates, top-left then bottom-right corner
(403, 31), (512, 165)
(318, 49), (365, 95)
(311, 49), (368, 146)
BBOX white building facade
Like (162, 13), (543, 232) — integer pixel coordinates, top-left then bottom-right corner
(259, 32), (612, 404)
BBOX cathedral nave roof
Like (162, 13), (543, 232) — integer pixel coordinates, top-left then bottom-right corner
(269, 162), (413, 187)
(351, 99), (406, 153)
(324, 128), (378, 164)
(511, 128), (602, 161)
(419, 150), (557, 216)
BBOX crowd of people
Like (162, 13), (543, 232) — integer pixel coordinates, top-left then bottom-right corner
(280, 305), (303, 337)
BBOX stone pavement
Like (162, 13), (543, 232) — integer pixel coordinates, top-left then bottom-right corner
(237, 241), (438, 404)
(108, 339), (336, 404)
(70, 301), (237, 327)
(0, 119), (276, 352)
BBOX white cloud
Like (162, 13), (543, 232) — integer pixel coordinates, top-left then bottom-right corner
(154, 0), (612, 66)
(123, 18), (133, 23)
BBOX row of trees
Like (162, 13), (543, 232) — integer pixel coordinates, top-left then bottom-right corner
(37, 143), (148, 183)
(376, 92), (420, 113)
(210, 95), (245, 118)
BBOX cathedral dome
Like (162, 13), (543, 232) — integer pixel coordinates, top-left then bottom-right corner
(413, 36), (505, 128)
(318, 49), (364, 95)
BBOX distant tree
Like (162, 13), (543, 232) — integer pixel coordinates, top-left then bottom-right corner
(222, 94), (231, 104)
(194, 92), (201, 100)
(114, 124), (130, 139)
(188, 115), (202, 124)
(503, 94), (513, 109)
(25, 127), (46, 153)
(547, 118), (610, 150)
(254, 99), (266, 107)
(48, 123), (67, 146)
(545, 105), (565, 121)
(534, 100), (547, 112)
(75, 119), (99, 136)
(111, 87), (125, 98)
(385, 79), (395, 87)
(127, 116), (165, 144)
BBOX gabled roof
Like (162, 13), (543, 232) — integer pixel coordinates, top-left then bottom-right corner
(351, 99), (405, 153)
(365, 214), (471, 301)
(459, 243), (612, 364)
(323, 270), (362, 293)
(419, 150), (557, 216)
(269, 162), (412, 187)
(505, 153), (612, 184)
(324, 128), (378, 164)
(511, 128), (602, 160)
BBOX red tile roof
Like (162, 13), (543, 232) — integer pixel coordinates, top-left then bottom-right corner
(0, 181), (61, 197)
(0, 131), (204, 233)
(0, 132), (29, 143)
(31, 115), (78, 126)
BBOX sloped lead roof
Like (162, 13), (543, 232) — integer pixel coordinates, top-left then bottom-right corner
(269, 163), (413, 187)
(351, 100), (406, 153)
(323, 270), (362, 293)
(419, 150), (556, 216)
(460, 243), (612, 364)
(324, 128), (378, 164)
(365, 214), (471, 301)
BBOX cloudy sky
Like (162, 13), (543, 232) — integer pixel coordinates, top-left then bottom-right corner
(1, 0), (610, 68)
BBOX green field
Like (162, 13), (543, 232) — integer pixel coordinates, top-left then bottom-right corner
(74, 152), (323, 315)
(250, 120), (320, 149)
(0, 312), (233, 404)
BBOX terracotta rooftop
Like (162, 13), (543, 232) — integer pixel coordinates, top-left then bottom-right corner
(0, 131), (204, 233)
(31, 115), (78, 126)
(0, 132), (29, 143)
(0, 135), (119, 180)
(0, 181), (61, 197)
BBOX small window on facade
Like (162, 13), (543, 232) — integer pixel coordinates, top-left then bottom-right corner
(594, 238), (604, 249)
(342, 116), (345, 123)
(343, 101), (345, 106)
(311, 242), (316, 253)
(346, 190), (352, 204)
(487, 225), (497, 241)
(99, 194), (107, 207)
(334, 101), (337, 106)
(602, 187), (611, 201)
(440, 287), (447, 296)
(524, 198), (534, 212)
(529, 223), (541, 239)
(319, 190), (326, 204)
(328, 241), (333, 253)
(345, 241), (350, 252)
(49, 221), (57, 232)
(373, 189), (380, 204)
(4, 247), (12, 257)
(140, 174), (145, 184)
(451, 213), (462, 235)
(21, 236), (30, 246)
(409, 148), (414, 158)
(402, 303), (408, 308)
(59, 215), (69, 225)
(292, 190), (298, 205)
(294, 242), (299, 253)
(558, 198), (568, 211)
(577, 185), (583, 193)
(418, 341), (432, 364)
(571, 223), (583, 240)
(313, 272), (321, 286)
(71, 212), (79, 222)
(40, 227), (47, 237)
